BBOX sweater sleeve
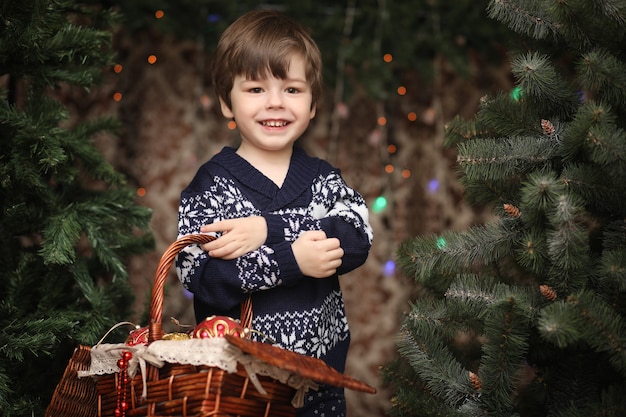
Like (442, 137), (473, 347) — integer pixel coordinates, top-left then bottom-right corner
(175, 174), (303, 312)
(309, 171), (373, 274)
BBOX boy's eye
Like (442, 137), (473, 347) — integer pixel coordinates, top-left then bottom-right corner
(249, 87), (263, 93)
(286, 87), (299, 94)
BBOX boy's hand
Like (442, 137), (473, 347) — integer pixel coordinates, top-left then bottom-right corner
(292, 230), (344, 278)
(200, 216), (267, 259)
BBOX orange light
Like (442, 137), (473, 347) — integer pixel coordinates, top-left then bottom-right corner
(147, 55), (157, 64)
(397, 86), (406, 95)
(401, 169), (411, 178)
(385, 164), (394, 174)
(383, 53), (393, 63)
(155, 10), (165, 19)
(407, 112), (417, 121)
(227, 120), (237, 130)
(113, 64), (123, 73)
(387, 144), (397, 154)
(137, 187), (147, 197)
(113, 92), (122, 102)
(377, 116), (387, 126)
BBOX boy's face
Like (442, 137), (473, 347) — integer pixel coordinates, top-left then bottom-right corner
(220, 54), (316, 154)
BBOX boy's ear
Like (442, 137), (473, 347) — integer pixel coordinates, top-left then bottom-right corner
(219, 98), (234, 118)
(309, 105), (316, 119)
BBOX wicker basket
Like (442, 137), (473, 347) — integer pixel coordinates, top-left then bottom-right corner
(45, 345), (98, 417)
(46, 234), (375, 417)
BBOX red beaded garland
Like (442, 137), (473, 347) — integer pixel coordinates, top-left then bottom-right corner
(115, 350), (132, 417)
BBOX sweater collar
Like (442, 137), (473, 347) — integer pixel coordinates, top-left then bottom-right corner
(213, 146), (320, 206)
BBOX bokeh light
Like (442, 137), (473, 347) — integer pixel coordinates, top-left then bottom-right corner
(428, 178), (439, 193)
(383, 260), (396, 277)
(510, 86), (522, 101)
(372, 196), (387, 213)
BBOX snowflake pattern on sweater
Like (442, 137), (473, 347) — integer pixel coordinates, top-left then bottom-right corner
(176, 146), (372, 417)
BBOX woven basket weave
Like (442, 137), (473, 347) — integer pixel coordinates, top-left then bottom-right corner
(45, 345), (98, 417)
(46, 234), (375, 417)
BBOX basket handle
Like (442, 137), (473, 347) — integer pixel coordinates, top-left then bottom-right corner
(148, 234), (252, 342)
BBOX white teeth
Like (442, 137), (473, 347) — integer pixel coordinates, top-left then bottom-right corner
(262, 120), (288, 127)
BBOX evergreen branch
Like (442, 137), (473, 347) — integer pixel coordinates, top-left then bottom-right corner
(39, 209), (81, 265)
(537, 299), (583, 348)
(0, 364), (12, 417)
(578, 49), (626, 108)
(542, 189), (591, 293)
(585, 125), (626, 179)
(570, 291), (626, 376)
(559, 101), (615, 163)
(487, 0), (558, 40)
(519, 172), (564, 227)
(457, 135), (557, 183)
(0, 316), (77, 361)
(480, 296), (532, 413)
(383, 357), (465, 417)
(444, 115), (496, 147)
(397, 320), (475, 411)
(597, 250), (626, 305)
(561, 164), (626, 217)
(547, 0), (597, 51)
(540, 291), (626, 377)
(397, 219), (518, 285)
(445, 274), (538, 323)
(475, 93), (538, 138)
(511, 52), (579, 119)
(593, 0), (626, 27)
(513, 229), (549, 275)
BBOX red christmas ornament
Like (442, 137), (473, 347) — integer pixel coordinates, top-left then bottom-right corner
(192, 316), (245, 339)
(125, 326), (149, 346)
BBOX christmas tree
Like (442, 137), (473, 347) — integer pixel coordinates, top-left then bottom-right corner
(386, 1), (626, 416)
(0, 1), (153, 415)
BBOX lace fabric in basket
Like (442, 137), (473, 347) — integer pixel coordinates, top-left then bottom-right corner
(78, 337), (317, 407)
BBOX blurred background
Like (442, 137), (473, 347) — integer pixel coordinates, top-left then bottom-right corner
(68, 1), (515, 415)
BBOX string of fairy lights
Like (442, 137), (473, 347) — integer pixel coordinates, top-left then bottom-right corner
(110, 7), (450, 279)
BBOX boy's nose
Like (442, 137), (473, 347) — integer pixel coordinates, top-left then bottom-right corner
(266, 90), (284, 109)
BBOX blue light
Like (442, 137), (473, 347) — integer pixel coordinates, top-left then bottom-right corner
(383, 260), (396, 276)
(207, 14), (221, 23)
(428, 179), (439, 193)
(183, 288), (194, 300)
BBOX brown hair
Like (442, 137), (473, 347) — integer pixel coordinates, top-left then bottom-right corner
(211, 9), (323, 110)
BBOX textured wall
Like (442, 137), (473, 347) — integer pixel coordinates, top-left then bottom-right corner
(64, 31), (511, 416)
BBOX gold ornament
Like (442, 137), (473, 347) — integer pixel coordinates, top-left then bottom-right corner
(163, 332), (191, 340)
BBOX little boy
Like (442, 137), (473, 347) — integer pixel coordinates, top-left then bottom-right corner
(176, 9), (373, 416)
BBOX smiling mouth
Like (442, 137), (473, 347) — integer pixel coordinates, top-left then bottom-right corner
(261, 120), (289, 127)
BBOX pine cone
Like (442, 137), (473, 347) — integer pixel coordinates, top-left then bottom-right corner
(503, 203), (521, 218)
(541, 119), (555, 136)
(469, 371), (481, 390)
(540, 284), (557, 301)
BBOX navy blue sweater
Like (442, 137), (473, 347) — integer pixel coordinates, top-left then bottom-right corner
(176, 146), (372, 415)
